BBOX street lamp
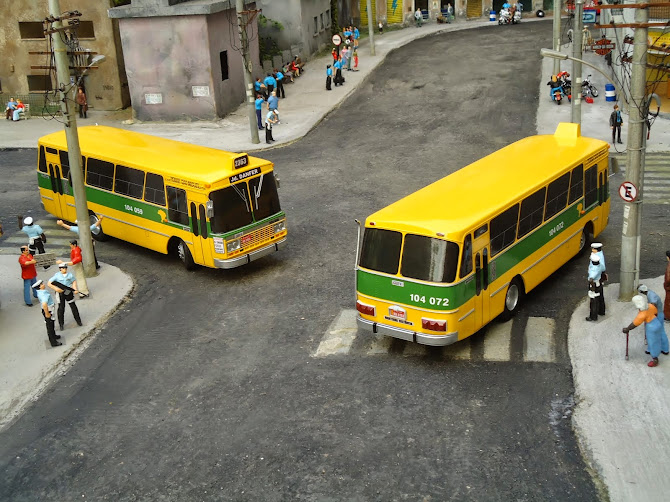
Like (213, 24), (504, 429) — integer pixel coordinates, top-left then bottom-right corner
(540, 48), (621, 101)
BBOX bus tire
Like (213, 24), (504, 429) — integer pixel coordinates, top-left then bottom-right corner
(177, 239), (196, 270)
(578, 225), (593, 255)
(89, 212), (108, 242)
(501, 278), (523, 321)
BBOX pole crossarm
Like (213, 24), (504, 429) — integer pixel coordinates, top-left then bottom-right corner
(595, 22), (670, 28)
(596, 3), (670, 8)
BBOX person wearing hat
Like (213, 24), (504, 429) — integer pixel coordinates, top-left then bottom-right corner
(664, 250), (670, 321)
(33, 280), (62, 347)
(57, 240), (89, 298)
(325, 64), (333, 91)
(591, 242), (606, 270)
(622, 295), (669, 367)
(21, 216), (46, 255)
(586, 254), (605, 321)
(48, 263), (82, 331)
(638, 284), (664, 323)
(590, 243), (607, 316)
(19, 246), (39, 306)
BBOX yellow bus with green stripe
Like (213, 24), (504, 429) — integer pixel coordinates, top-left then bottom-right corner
(37, 126), (286, 270)
(355, 123), (610, 346)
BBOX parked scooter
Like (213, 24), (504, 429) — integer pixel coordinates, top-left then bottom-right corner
(581, 74), (599, 98)
(513, 2), (523, 23)
(498, 7), (512, 24)
(547, 76), (566, 105)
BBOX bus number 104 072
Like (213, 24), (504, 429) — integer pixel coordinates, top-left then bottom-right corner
(410, 294), (449, 307)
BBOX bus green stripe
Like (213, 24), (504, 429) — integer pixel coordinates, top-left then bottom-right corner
(357, 202), (592, 310)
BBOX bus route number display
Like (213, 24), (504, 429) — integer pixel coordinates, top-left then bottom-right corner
(234, 155), (249, 169)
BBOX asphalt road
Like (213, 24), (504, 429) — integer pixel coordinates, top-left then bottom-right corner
(2, 21), (653, 500)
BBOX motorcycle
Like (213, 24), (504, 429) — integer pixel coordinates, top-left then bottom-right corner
(513, 2), (523, 23)
(547, 78), (566, 105)
(581, 74), (599, 98)
(557, 71), (572, 102)
(498, 7), (511, 24)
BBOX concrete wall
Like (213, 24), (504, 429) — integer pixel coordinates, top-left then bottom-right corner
(0, 0), (129, 111)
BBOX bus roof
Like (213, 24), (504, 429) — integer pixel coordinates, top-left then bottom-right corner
(366, 123), (609, 239)
(38, 126), (271, 184)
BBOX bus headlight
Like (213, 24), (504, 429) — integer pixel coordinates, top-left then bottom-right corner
(273, 221), (286, 234)
(226, 238), (241, 253)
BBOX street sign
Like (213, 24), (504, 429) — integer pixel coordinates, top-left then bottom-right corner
(589, 38), (615, 56)
(583, 10), (596, 24)
(332, 34), (342, 46)
(619, 181), (638, 202)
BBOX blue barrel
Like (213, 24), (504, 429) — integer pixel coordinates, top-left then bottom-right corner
(605, 83), (616, 102)
(490, 11), (496, 21)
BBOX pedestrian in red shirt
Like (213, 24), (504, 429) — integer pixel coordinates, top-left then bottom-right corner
(19, 246), (38, 306)
(57, 240), (89, 298)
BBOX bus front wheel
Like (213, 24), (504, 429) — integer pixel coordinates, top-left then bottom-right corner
(578, 226), (593, 255)
(501, 278), (523, 321)
(177, 240), (196, 270)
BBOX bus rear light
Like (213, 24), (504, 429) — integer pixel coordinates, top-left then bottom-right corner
(422, 318), (447, 332)
(356, 301), (375, 317)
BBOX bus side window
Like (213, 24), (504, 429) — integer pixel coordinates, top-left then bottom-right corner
(166, 186), (189, 226)
(584, 165), (598, 208)
(145, 173), (166, 206)
(38, 146), (47, 173)
(475, 253), (481, 295)
(518, 187), (546, 238)
(544, 172), (570, 221)
(460, 234), (473, 278)
(58, 150), (70, 180)
(114, 164), (145, 200)
(490, 204), (519, 256)
(604, 168), (609, 201)
(86, 157), (114, 191)
(568, 164), (583, 204)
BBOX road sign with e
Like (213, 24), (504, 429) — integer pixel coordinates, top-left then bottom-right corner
(332, 34), (342, 46)
(619, 181), (638, 202)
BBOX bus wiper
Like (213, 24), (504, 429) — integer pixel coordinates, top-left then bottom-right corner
(253, 174), (264, 210)
(231, 183), (250, 212)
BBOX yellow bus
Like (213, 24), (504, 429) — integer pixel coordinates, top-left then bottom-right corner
(355, 123), (610, 346)
(37, 126), (287, 270)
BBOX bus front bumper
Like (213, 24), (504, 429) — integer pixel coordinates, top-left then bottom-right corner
(356, 315), (459, 346)
(214, 238), (286, 269)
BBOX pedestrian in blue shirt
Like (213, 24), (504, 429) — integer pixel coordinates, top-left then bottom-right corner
(267, 91), (279, 119)
(33, 280), (62, 347)
(254, 77), (267, 99)
(274, 68), (286, 98)
(263, 73), (276, 95)
(326, 64), (333, 91)
(586, 254), (606, 321)
(254, 94), (265, 130)
(353, 27), (360, 50)
(334, 57), (344, 86)
(57, 217), (102, 269)
(21, 216), (46, 255)
(48, 263), (82, 331)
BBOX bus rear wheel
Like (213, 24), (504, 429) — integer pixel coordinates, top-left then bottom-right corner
(578, 226), (593, 255)
(501, 278), (523, 321)
(176, 239), (196, 270)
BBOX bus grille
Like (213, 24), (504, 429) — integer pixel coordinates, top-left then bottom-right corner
(241, 223), (273, 250)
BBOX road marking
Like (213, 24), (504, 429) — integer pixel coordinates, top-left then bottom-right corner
(443, 340), (471, 360)
(524, 317), (556, 362)
(483, 321), (512, 361)
(313, 309), (358, 357)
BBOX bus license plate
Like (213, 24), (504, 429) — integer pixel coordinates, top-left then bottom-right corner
(388, 306), (406, 321)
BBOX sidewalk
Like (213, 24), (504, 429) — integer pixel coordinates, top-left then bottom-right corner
(1, 16), (669, 501)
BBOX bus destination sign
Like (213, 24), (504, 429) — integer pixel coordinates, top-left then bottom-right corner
(229, 167), (260, 184)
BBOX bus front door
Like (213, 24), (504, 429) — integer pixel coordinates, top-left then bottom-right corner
(473, 240), (491, 330)
(189, 201), (214, 267)
(47, 162), (69, 218)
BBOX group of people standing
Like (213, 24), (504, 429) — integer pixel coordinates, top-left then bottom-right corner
(326, 26), (360, 91)
(17, 216), (102, 347)
(586, 242), (670, 367)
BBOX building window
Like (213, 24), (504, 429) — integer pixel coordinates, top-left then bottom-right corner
(220, 51), (229, 81)
(19, 22), (45, 39)
(320, 13), (324, 31)
(314, 16), (318, 35)
(76, 21), (95, 39)
(27, 75), (53, 92)
(326, 10), (331, 27)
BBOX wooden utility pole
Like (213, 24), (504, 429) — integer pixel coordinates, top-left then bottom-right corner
(236, 0), (260, 144)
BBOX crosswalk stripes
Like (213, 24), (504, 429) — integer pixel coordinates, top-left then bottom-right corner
(613, 152), (670, 205)
(312, 309), (559, 363)
(0, 218), (72, 257)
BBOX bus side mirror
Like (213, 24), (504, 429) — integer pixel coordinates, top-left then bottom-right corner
(206, 200), (214, 218)
(275, 173), (281, 189)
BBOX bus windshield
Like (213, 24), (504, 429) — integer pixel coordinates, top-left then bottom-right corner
(359, 228), (460, 283)
(209, 174), (282, 234)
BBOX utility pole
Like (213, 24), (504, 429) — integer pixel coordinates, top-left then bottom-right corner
(236, 0), (260, 144)
(552, 0), (561, 76)
(47, 0), (95, 280)
(619, 6), (649, 300)
(366, 0), (375, 56)
(571, 0), (584, 126)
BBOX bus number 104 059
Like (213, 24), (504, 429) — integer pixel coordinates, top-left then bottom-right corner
(410, 294), (449, 307)
(124, 204), (144, 215)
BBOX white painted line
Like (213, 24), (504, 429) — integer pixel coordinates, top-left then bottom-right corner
(443, 339), (471, 360)
(524, 317), (556, 362)
(483, 321), (512, 361)
(313, 309), (358, 357)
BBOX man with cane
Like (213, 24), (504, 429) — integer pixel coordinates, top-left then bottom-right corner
(622, 295), (669, 367)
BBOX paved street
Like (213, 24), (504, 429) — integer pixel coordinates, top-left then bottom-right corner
(0, 20), (668, 501)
